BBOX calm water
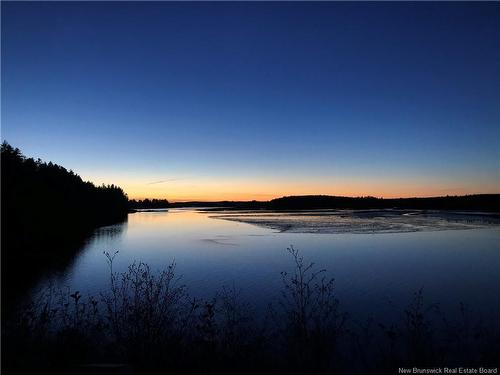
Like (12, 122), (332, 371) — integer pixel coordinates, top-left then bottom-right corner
(35, 209), (500, 321)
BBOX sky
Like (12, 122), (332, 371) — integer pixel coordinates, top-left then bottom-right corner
(2, 2), (499, 201)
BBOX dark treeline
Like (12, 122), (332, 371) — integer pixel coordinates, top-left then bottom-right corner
(171, 194), (500, 212)
(169, 200), (267, 209)
(268, 194), (500, 211)
(1, 142), (129, 248)
(1, 142), (129, 308)
(129, 198), (169, 209)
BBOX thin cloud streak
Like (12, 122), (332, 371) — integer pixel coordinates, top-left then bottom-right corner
(146, 175), (209, 185)
(147, 178), (190, 185)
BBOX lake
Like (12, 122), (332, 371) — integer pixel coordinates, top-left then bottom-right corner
(34, 208), (500, 322)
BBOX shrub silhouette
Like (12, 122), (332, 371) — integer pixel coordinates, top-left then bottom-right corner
(4, 247), (499, 374)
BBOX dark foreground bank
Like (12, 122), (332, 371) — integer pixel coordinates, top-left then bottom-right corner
(3, 247), (499, 375)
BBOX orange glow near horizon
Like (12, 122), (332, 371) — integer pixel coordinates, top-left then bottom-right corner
(115, 179), (500, 202)
(79, 169), (500, 203)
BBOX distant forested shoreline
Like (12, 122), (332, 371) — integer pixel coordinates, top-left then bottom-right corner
(129, 198), (169, 209)
(267, 194), (500, 211)
(170, 194), (500, 212)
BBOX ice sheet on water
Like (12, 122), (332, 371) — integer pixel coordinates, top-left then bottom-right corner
(210, 209), (500, 234)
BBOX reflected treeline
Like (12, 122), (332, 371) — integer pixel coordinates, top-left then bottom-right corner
(1, 142), (129, 311)
(3, 248), (499, 374)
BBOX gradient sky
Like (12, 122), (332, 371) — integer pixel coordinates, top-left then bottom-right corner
(2, 2), (499, 201)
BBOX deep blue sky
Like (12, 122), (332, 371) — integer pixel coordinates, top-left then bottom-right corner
(2, 2), (499, 200)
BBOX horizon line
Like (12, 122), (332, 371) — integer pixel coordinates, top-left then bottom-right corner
(129, 192), (500, 204)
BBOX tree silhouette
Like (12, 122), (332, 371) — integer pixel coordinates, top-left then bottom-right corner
(1, 141), (130, 307)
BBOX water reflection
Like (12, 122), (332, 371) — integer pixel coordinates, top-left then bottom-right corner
(36, 209), (500, 321)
